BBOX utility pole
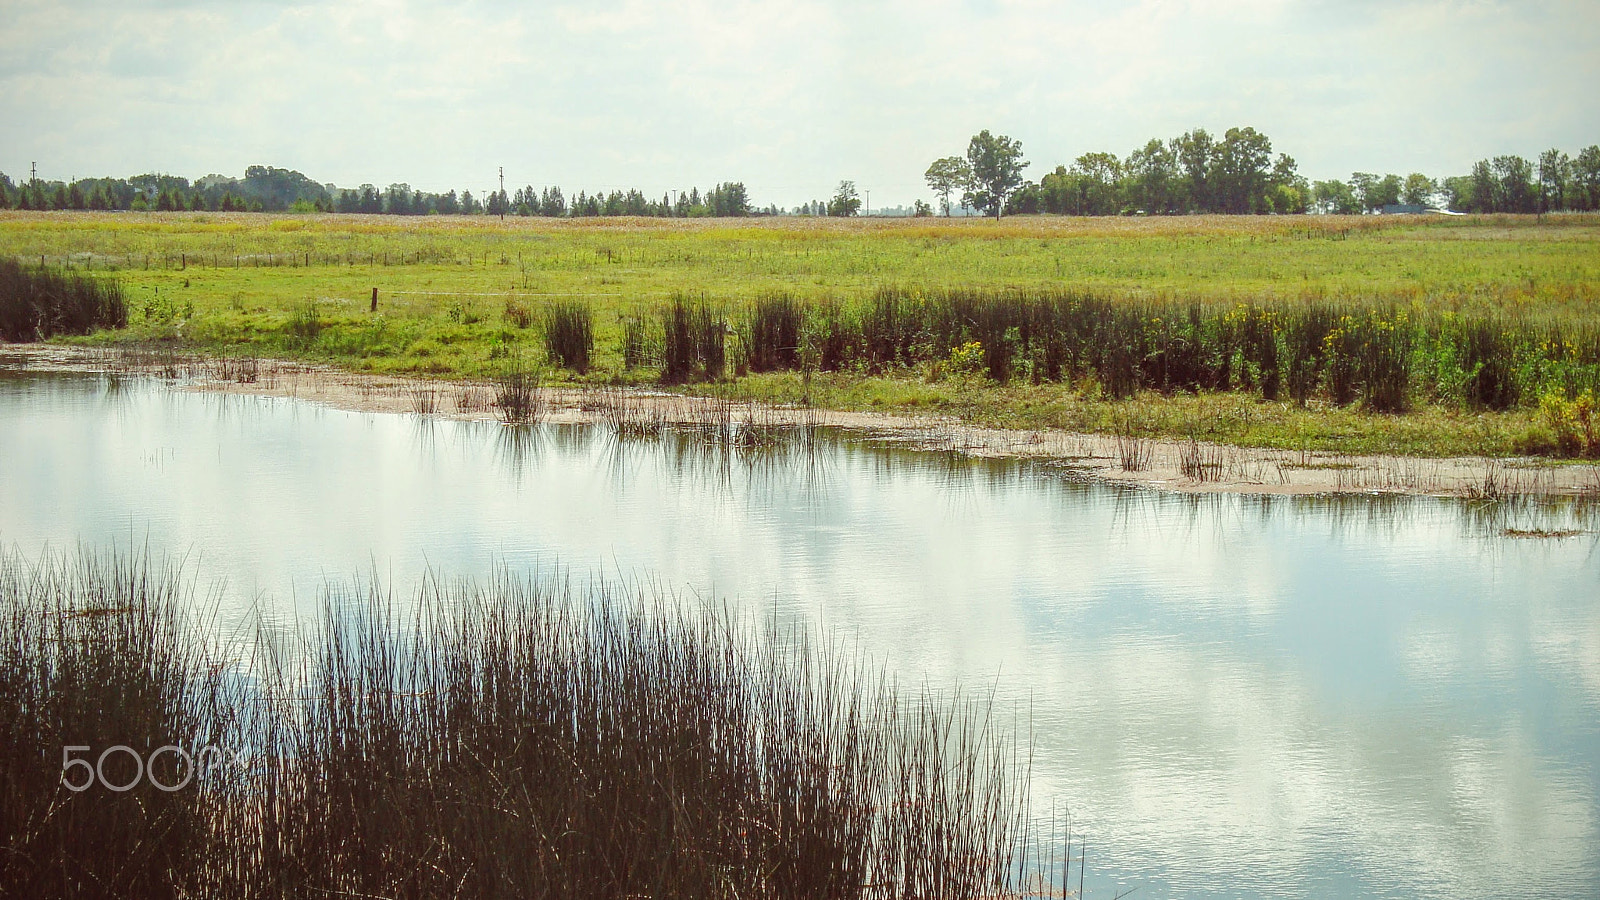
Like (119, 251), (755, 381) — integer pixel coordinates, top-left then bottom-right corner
(498, 167), (505, 220)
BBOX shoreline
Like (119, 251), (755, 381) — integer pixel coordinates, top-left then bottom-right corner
(6, 342), (1598, 499)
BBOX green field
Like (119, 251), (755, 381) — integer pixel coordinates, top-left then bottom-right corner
(4, 210), (1600, 457)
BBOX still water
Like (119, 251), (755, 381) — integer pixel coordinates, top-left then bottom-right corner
(2, 370), (1597, 899)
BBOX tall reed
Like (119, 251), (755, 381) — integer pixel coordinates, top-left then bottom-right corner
(0, 547), (1035, 899)
(543, 299), (594, 373)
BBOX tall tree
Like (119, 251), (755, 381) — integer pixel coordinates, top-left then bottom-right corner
(1313, 180), (1360, 215)
(1402, 173), (1437, 207)
(924, 156), (971, 217)
(1173, 129), (1214, 212)
(1492, 155), (1535, 213)
(1575, 146), (1600, 211)
(1538, 148), (1570, 212)
(1125, 139), (1177, 214)
(965, 130), (1027, 219)
(1070, 152), (1121, 216)
(827, 181), (861, 217)
(1210, 126), (1272, 213)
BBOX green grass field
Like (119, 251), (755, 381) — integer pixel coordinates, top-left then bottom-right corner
(5, 210), (1599, 457)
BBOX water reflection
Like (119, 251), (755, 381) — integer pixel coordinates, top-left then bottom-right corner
(1, 371), (1597, 899)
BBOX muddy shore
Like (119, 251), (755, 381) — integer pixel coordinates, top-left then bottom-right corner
(7, 343), (1597, 499)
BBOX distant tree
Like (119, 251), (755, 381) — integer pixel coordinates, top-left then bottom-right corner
(1402, 173), (1437, 207)
(1349, 173), (1402, 211)
(0, 177), (9, 210)
(1070, 152), (1121, 216)
(924, 156), (971, 217)
(1575, 146), (1600, 211)
(1004, 182), (1042, 215)
(1173, 129), (1214, 212)
(1538, 148), (1570, 212)
(51, 184), (69, 210)
(540, 187), (565, 217)
(913, 199), (933, 217)
(1267, 154), (1308, 213)
(484, 188), (509, 218)
(1442, 175), (1474, 212)
(706, 182), (751, 216)
(1373, 174), (1403, 209)
(384, 184), (412, 215)
(1210, 126), (1272, 213)
(1125, 138), (1178, 214)
(1492, 155), (1535, 213)
(68, 183), (86, 210)
(964, 130), (1027, 218)
(1313, 180), (1360, 215)
(827, 180), (861, 217)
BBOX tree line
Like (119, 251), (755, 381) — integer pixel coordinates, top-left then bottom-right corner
(0, 166), (770, 218)
(5, 138), (1599, 218)
(927, 129), (1600, 218)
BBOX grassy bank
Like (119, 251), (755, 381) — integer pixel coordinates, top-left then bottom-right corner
(5, 210), (1599, 457)
(0, 546), (1030, 898)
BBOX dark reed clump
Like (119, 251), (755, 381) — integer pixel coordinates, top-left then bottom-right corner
(662, 294), (726, 382)
(0, 258), (127, 341)
(0, 547), (1034, 899)
(0, 548), (231, 900)
(647, 287), (1600, 440)
(543, 299), (594, 373)
(744, 292), (803, 373)
(493, 357), (543, 424)
(621, 311), (652, 369)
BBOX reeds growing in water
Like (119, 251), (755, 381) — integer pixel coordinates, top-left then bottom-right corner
(0, 547), (1034, 899)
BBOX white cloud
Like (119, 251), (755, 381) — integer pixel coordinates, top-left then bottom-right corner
(1, 0), (1596, 205)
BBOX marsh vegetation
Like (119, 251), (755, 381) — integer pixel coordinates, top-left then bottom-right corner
(0, 546), (1033, 899)
(5, 212), (1600, 457)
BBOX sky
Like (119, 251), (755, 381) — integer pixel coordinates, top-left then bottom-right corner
(3, 0), (1598, 209)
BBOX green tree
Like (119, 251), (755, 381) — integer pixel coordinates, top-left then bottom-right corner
(1267, 154), (1308, 214)
(1373, 173), (1403, 209)
(827, 180), (861, 217)
(1538, 148), (1570, 212)
(1125, 138), (1178, 214)
(1402, 173), (1437, 207)
(964, 130), (1027, 219)
(1173, 129), (1214, 212)
(1313, 180), (1359, 214)
(1349, 172), (1380, 212)
(1492, 155), (1535, 213)
(1442, 175), (1475, 212)
(1070, 152), (1121, 216)
(1210, 126), (1272, 213)
(924, 156), (971, 216)
(1575, 145), (1600, 211)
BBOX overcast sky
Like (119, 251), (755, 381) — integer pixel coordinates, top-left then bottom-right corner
(3, 0), (1597, 208)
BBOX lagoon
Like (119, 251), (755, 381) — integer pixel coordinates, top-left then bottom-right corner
(1, 368), (1596, 898)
